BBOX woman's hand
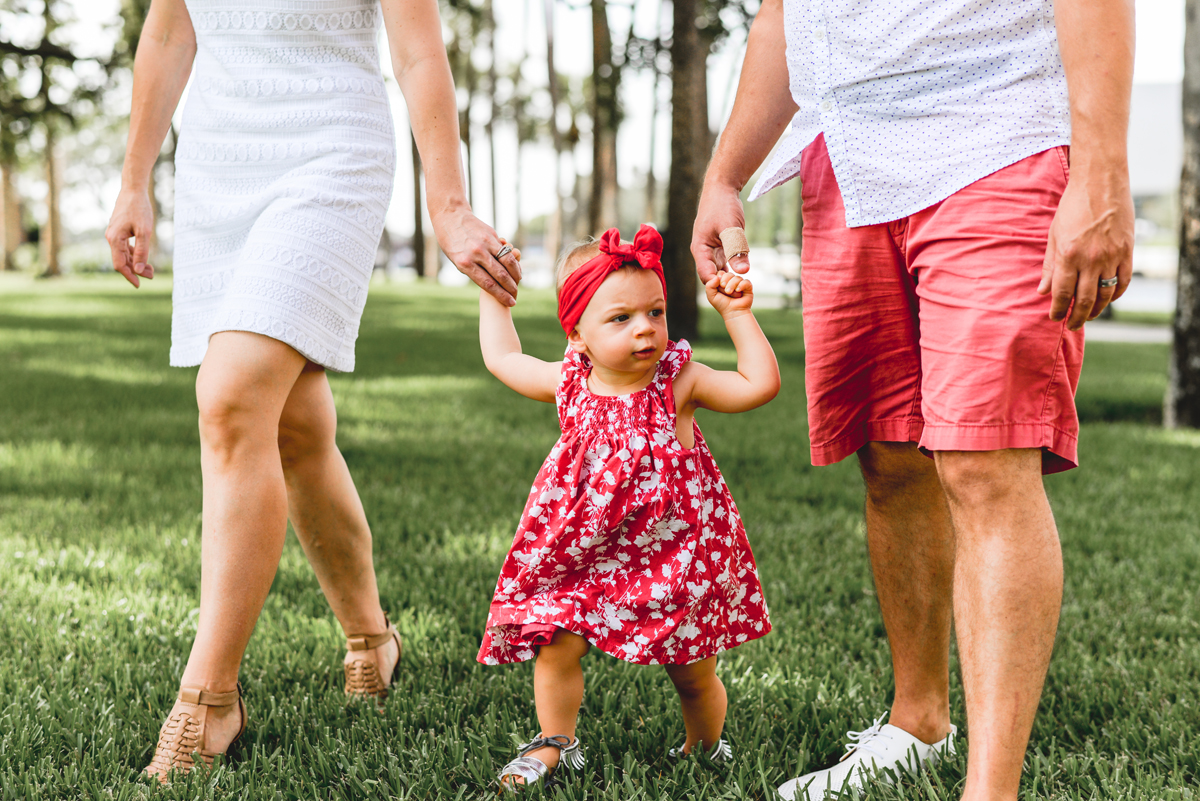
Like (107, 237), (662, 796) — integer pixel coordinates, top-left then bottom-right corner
(105, 188), (156, 288)
(705, 271), (754, 317)
(431, 207), (523, 306)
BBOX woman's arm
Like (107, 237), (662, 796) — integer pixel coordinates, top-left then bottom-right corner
(479, 292), (561, 402)
(380, 0), (522, 306)
(105, 0), (195, 288)
(681, 273), (781, 413)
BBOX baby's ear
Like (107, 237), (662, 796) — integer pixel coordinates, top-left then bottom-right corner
(566, 329), (588, 353)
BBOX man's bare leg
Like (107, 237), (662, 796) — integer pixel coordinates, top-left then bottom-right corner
(935, 448), (1062, 801)
(858, 442), (956, 744)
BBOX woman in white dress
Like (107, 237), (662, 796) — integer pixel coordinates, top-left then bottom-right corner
(105, 0), (521, 778)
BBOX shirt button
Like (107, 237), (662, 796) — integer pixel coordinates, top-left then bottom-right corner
(814, 27), (826, 41)
(820, 99), (833, 112)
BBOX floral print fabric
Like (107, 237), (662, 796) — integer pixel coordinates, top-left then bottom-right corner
(478, 341), (771, 666)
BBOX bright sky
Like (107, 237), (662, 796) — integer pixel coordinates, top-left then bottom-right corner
(58, 0), (1188, 238)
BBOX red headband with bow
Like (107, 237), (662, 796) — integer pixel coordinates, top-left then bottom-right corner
(557, 224), (667, 335)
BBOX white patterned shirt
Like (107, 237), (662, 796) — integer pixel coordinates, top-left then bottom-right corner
(747, 0), (1071, 227)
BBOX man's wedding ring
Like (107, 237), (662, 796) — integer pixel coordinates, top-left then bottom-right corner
(495, 244), (514, 260)
(1099, 275), (1119, 289)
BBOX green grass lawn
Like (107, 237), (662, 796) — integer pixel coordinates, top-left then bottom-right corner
(0, 273), (1197, 800)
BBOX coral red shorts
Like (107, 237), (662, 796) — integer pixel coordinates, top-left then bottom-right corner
(799, 134), (1083, 474)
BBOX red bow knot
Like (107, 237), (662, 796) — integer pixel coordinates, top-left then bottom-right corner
(557, 224), (667, 335)
(596, 225), (663, 272)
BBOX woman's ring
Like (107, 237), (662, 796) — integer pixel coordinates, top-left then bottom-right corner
(495, 244), (514, 260)
(1099, 275), (1119, 289)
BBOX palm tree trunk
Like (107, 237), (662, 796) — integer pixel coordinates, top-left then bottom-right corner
(42, 125), (61, 277)
(411, 128), (431, 278)
(486, 0), (500, 228)
(1, 158), (19, 271)
(544, 0), (565, 261)
(663, 0), (706, 341)
(590, 0), (619, 232)
(461, 45), (476, 207)
(644, 8), (663, 225)
(1167, 0), (1200, 427)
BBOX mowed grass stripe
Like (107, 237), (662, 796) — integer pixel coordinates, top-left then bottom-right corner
(0, 273), (1196, 800)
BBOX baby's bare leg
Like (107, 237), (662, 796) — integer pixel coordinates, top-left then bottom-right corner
(665, 656), (727, 753)
(517, 629), (591, 779)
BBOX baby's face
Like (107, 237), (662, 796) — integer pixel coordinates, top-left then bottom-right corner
(570, 267), (667, 374)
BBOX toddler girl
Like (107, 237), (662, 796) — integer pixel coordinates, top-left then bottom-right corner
(477, 224), (779, 791)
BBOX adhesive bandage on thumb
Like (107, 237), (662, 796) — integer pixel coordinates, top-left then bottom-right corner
(719, 227), (750, 272)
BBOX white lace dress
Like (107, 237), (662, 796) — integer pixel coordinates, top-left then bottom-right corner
(171, 0), (395, 371)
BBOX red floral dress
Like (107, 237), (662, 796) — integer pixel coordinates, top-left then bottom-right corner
(478, 341), (771, 666)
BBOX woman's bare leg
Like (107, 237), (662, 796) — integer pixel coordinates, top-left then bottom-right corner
(277, 365), (397, 676)
(665, 657), (727, 754)
(147, 332), (308, 776)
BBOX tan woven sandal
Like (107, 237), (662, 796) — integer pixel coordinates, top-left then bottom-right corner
(144, 683), (246, 780)
(344, 615), (402, 701)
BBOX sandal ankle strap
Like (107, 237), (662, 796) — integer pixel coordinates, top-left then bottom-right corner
(177, 683), (241, 707)
(518, 735), (575, 755)
(346, 615), (397, 651)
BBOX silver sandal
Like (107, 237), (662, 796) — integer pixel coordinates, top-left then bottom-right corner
(668, 737), (733, 764)
(498, 734), (585, 792)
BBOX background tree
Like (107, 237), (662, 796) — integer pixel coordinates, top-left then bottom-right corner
(588, 0), (620, 232)
(443, 0), (484, 205)
(1, 0), (112, 276)
(542, 0), (566, 260)
(0, 63), (25, 270)
(661, 0), (750, 341)
(1168, 0), (1200, 428)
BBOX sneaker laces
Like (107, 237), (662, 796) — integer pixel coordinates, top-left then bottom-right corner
(838, 713), (892, 763)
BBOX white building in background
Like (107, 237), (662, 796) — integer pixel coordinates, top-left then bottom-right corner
(1127, 82), (1181, 284)
(1129, 83), (1182, 198)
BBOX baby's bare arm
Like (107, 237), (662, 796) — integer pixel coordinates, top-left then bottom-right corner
(479, 292), (560, 402)
(679, 273), (780, 413)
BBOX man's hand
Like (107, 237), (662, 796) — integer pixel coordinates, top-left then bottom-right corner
(1047, 0), (1135, 330)
(692, 182), (748, 284)
(1038, 171), (1134, 330)
(431, 207), (523, 306)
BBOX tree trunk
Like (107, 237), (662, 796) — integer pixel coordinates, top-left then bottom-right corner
(461, 49), (476, 207)
(544, 0), (565, 261)
(589, 0), (619, 233)
(644, 31), (661, 225)
(1168, 0), (1200, 427)
(486, 0), (500, 227)
(146, 161), (162, 265)
(663, 0), (707, 341)
(1, 158), (20, 271)
(411, 129), (431, 278)
(42, 126), (61, 277)
(514, 132), (526, 249)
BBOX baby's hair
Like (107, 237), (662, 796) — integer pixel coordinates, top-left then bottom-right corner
(554, 238), (601, 297)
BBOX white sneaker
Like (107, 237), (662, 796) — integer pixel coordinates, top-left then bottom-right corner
(777, 714), (957, 800)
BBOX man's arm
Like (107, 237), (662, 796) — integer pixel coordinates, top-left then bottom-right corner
(1040, 0), (1135, 329)
(691, 0), (796, 282)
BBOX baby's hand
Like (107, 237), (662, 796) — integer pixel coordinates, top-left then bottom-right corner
(705, 270), (754, 315)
